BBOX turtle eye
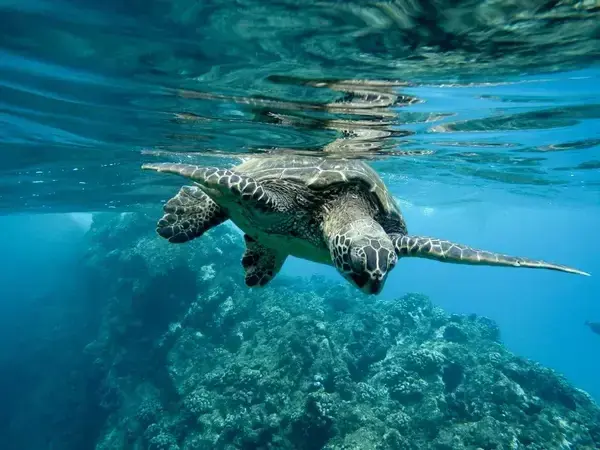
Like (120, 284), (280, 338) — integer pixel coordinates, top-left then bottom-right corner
(349, 248), (366, 273)
(388, 251), (397, 269)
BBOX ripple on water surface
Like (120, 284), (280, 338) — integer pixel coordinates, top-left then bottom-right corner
(0, 0), (599, 213)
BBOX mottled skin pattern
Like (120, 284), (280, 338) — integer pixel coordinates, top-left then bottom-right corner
(241, 234), (287, 287)
(321, 188), (397, 293)
(142, 156), (589, 295)
(391, 235), (588, 274)
(156, 186), (227, 243)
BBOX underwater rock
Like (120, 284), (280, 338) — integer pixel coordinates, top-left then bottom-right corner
(85, 213), (600, 450)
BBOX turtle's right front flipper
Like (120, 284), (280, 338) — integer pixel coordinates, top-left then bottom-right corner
(157, 185), (228, 243)
(142, 163), (274, 209)
(391, 234), (590, 276)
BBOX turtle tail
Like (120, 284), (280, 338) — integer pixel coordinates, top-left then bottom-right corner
(391, 234), (590, 276)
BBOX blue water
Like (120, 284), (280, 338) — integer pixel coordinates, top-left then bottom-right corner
(1, 0), (600, 448)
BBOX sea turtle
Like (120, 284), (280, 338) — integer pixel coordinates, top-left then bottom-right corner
(141, 155), (589, 294)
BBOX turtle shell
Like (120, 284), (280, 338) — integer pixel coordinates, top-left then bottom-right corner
(234, 155), (406, 229)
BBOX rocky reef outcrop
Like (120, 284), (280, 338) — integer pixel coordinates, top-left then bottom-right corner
(83, 212), (600, 450)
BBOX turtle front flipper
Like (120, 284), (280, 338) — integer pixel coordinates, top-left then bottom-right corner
(157, 186), (228, 243)
(241, 235), (287, 287)
(142, 163), (275, 209)
(391, 234), (590, 276)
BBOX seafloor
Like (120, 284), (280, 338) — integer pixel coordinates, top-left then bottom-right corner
(7, 212), (600, 450)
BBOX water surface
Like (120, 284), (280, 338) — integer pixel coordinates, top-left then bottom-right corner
(1, 0), (599, 213)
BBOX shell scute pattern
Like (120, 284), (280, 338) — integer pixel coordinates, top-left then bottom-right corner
(334, 234), (353, 273)
(234, 155), (402, 223)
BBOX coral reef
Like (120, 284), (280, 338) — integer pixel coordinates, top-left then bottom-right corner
(82, 212), (600, 450)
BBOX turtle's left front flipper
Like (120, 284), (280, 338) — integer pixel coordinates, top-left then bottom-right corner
(142, 163), (276, 209)
(390, 234), (590, 276)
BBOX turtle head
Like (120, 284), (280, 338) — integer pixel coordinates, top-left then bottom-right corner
(329, 219), (397, 295)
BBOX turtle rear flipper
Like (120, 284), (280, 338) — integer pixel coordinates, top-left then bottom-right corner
(241, 234), (287, 287)
(391, 234), (590, 276)
(157, 185), (228, 243)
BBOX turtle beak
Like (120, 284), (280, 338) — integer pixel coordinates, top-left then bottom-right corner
(365, 278), (384, 295)
(350, 273), (385, 295)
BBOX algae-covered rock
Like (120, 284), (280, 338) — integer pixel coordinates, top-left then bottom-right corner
(85, 213), (600, 450)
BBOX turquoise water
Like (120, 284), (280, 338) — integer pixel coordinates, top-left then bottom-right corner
(1, 1), (600, 448)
